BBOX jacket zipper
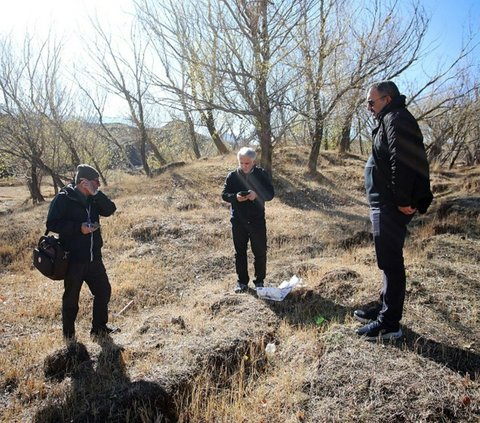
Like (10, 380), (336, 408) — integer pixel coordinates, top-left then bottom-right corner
(86, 205), (94, 262)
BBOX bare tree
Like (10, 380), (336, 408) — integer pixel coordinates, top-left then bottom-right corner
(292, 0), (430, 171)
(0, 35), (68, 202)
(415, 73), (480, 168)
(85, 17), (166, 177)
(136, 0), (229, 157)
(137, 0), (306, 174)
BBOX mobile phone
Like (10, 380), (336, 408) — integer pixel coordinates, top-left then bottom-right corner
(238, 191), (250, 196)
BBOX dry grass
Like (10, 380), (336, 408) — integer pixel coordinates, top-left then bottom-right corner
(0, 147), (479, 422)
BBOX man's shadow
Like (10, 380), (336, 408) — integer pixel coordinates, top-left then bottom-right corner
(35, 336), (175, 423)
(263, 289), (480, 380)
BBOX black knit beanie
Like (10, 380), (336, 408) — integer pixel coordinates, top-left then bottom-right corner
(75, 164), (100, 185)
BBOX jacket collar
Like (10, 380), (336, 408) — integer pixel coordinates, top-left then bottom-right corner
(377, 95), (407, 120)
(62, 184), (89, 205)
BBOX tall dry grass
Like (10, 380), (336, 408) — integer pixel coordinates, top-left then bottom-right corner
(0, 148), (479, 422)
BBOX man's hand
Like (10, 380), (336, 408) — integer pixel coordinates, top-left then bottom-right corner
(398, 205), (416, 215)
(81, 222), (100, 234)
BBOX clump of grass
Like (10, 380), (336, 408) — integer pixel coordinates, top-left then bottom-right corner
(0, 244), (16, 267)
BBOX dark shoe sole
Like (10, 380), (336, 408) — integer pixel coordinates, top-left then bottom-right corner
(360, 328), (403, 341)
(353, 305), (381, 324)
(353, 312), (373, 324)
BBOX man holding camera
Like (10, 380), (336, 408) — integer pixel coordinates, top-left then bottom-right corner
(47, 164), (117, 340)
(222, 147), (275, 293)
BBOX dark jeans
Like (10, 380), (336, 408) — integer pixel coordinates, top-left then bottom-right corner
(370, 205), (413, 328)
(231, 217), (267, 286)
(62, 259), (111, 336)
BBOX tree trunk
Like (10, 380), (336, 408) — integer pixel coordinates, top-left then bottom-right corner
(308, 135), (321, 173)
(27, 162), (45, 204)
(258, 122), (273, 175)
(185, 111), (201, 159)
(257, 91), (273, 174)
(339, 116), (352, 153)
(308, 102), (324, 173)
(204, 110), (229, 155)
(448, 144), (462, 169)
(52, 176), (59, 195)
(138, 126), (152, 177)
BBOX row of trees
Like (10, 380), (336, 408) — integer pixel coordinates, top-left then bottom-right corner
(1, 0), (479, 202)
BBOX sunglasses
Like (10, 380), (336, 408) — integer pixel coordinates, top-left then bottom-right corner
(367, 95), (387, 106)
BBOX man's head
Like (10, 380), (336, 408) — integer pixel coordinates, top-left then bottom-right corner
(237, 147), (256, 174)
(75, 164), (100, 195)
(366, 81), (400, 118)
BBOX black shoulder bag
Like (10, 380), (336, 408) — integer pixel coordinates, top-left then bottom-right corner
(33, 232), (70, 280)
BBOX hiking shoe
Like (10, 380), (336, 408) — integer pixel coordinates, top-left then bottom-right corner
(356, 320), (402, 341)
(353, 304), (382, 324)
(90, 325), (120, 337)
(254, 280), (264, 288)
(234, 284), (248, 293)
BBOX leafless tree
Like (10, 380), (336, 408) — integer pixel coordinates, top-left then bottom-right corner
(137, 0), (306, 174)
(292, 0), (430, 171)
(85, 17), (167, 177)
(135, 0), (229, 157)
(0, 35), (68, 202)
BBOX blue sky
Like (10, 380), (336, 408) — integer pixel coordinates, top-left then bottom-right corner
(1, 0), (477, 56)
(0, 0), (478, 116)
(422, 0), (480, 57)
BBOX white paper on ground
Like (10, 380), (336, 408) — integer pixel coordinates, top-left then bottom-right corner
(256, 275), (302, 301)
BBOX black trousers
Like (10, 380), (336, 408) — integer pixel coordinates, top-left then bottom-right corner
(370, 205), (413, 327)
(62, 259), (111, 336)
(231, 217), (267, 286)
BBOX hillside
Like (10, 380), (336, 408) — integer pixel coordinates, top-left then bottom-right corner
(0, 148), (479, 422)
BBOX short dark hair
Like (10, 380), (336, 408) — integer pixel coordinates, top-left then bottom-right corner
(369, 81), (400, 98)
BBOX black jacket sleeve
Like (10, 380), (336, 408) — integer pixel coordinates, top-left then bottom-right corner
(91, 191), (117, 217)
(222, 172), (238, 204)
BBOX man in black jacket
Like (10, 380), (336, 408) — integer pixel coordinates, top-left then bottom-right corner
(47, 164), (117, 340)
(355, 81), (432, 340)
(222, 147), (275, 293)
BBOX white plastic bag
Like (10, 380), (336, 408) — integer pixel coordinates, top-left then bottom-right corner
(256, 275), (302, 301)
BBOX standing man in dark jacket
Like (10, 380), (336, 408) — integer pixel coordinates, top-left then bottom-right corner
(355, 81), (432, 340)
(47, 164), (117, 340)
(222, 147), (275, 293)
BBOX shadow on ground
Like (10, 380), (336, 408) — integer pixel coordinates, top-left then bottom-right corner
(263, 288), (480, 380)
(35, 337), (174, 423)
(401, 328), (480, 380)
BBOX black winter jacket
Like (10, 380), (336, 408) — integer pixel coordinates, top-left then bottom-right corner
(46, 184), (116, 263)
(365, 95), (432, 212)
(222, 166), (274, 221)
